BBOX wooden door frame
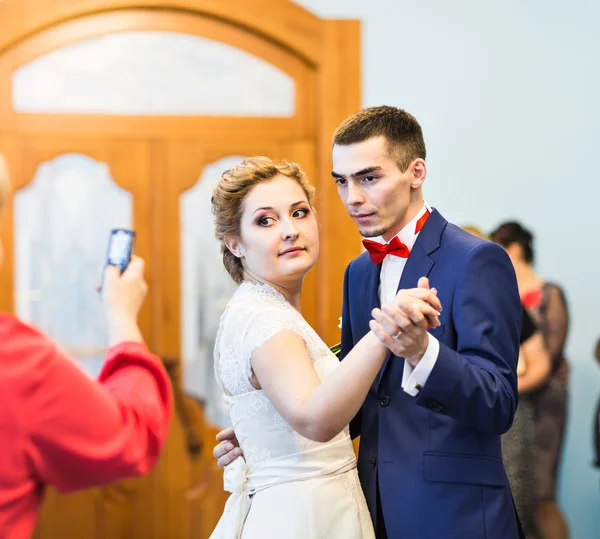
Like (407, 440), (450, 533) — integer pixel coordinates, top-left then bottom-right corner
(0, 8), (317, 139)
(0, 135), (155, 344)
(0, 0), (362, 348)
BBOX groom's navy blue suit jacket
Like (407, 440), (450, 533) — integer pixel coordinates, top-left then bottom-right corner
(341, 209), (525, 539)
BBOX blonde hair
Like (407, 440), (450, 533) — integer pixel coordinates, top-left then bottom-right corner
(462, 225), (488, 240)
(0, 154), (9, 214)
(211, 156), (315, 284)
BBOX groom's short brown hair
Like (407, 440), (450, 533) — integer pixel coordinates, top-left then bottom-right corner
(333, 106), (426, 172)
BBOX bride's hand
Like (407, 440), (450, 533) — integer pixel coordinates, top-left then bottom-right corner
(214, 427), (243, 468)
(394, 277), (442, 328)
(370, 278), (442, 366)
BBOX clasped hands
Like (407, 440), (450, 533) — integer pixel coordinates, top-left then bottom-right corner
(369, 277), (442, 366)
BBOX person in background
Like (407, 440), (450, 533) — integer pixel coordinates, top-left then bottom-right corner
(0, 154), (173, 539)
(464, 225), (551, 537)
(491, 221), (570, 539)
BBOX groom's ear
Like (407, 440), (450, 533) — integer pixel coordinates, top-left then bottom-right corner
(224, 236), (244, 259)
(410, 158), (427, 189)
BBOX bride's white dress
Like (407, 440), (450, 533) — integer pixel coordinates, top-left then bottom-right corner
(210, 281), (375, 539)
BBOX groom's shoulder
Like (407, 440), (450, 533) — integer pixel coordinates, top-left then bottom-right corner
(346, 250), (372, 274)
(442, 222), (486, 250)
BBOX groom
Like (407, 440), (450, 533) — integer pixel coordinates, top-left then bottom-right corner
(215, 106), (524, 539)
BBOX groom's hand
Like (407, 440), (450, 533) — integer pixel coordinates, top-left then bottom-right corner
(406, 277), (442, 325)
(213, 427), (243, 468)
(370, 277), (442, 366)
(395, 277), (442, 328)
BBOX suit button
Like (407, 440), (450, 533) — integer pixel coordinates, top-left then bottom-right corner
(369, 457), (376, 468)
(379, 396), (390, 407)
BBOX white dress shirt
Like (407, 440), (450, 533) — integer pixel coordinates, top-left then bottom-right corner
(371, 201), (439, 397)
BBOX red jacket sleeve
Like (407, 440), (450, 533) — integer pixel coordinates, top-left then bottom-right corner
(5, 318), (173, 492)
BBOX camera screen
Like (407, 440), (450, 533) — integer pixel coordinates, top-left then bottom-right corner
(108, 230), (133, 265)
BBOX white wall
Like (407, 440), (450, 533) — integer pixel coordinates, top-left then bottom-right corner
(294, 0), (600, 536)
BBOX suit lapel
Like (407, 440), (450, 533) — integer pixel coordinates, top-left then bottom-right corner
(362, 258), (382, 334)
(396, 240), (435, 294)
(373, 209), (446, 390)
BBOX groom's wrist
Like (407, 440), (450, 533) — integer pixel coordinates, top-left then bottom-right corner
(405, 335), (429, 366)
(406, 353), (424, 367)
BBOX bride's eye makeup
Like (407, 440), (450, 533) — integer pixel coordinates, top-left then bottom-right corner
(257, 215), (276, 227)
(292, 207), (311, 218)
(253, 203), (311, 227)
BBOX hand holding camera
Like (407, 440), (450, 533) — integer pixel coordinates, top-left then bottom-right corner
(101, 229), (146, 345)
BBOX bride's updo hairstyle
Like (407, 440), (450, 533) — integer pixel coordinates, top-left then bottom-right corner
(211, 156), (315, 284)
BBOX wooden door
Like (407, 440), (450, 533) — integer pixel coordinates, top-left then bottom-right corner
(0, 1), (362, 350)
(0, 1), (362, 537)
(0, 135), (155, 351)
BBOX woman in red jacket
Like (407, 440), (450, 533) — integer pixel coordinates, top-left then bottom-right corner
(0, 156), (173, 539)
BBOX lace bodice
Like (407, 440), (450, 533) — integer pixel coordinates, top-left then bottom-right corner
(214, 281), (349, 468)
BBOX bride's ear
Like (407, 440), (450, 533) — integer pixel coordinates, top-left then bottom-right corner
(224, 236), (244, 259)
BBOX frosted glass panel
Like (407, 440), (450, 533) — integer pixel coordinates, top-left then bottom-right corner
(181, 156), (242, 426)
(13, 31), (295, 116)
(14, 154), (133, 376)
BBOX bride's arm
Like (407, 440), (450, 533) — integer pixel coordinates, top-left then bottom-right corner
(252, 285), (441, 443)
(251, 329), (387, 443)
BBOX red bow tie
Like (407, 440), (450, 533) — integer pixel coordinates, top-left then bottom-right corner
(362, 208), (431, 265)
(362, 236), (410, 265)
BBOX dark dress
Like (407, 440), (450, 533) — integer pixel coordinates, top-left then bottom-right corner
(502, 306), (538, 536)
(524, 283), (569, 501)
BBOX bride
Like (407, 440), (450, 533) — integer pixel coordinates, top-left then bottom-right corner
(209, 157), (439, 538)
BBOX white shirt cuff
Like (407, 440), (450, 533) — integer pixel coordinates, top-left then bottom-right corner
(401, 334), (440, 397)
